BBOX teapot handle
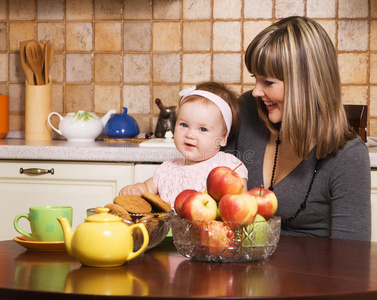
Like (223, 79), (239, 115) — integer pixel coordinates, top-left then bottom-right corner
(47, 112), (63, 135)
(127, 223), (149, 261)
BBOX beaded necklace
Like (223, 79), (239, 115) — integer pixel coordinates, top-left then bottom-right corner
(268, 134), (320, 225)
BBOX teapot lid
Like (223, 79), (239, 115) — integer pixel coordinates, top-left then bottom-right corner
(85, 207), (122, 222)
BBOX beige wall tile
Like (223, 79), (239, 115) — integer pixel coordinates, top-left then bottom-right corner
(9, 0), (35, 21)
(307, 0), (336, 18)
(37, 23), (65, 52)
(183, 21), (211, 51)
(124, 0), (152, 20)
(214, 0), (242, 19)
(123, 85), (151, 114)
(316, 20), (336, 46)
(9, 114), (24, 131)
(152, 54), (180, 83)
(0, 23), (7, 51)
(0, 83), (7, 94)
(0, 0), (6, 20)
(51, 83), (64, 112)
(66, 0), (93, 21)
(94, 85), (121, 113)
(339, 0), (369, 18)
(341, 86), (368, 105)
(37, 0), (64, 20)
(244, 0), (272, 19)
(95, 22), (122, 52)
(370, 86), (377, 118)
(9, 22), (35, 51)
(65, 84), (93, 112)
(94, 0), (122, 20)
(124, 54), (151, 83)
(213, 53), (241, 83)
(134, 115), (151, 134)
(66, 54), (93, 82)
(124, 23), (151, 52)
(152, 85), (180, 114)
(152, 22), (180, 51)
(50, 53), (64, 83)
(372, 0), (377, 18)
(370, 54), (377, 84)
(66, 23), (93, 52)
(369, 118), (377, 136)
(153, 0), (181, 20)
(182, 53), (211, 83)
(338, 20), (368, 51)
(371, 21), (377, 51)
(94, 54), (122, 83)
(0, 53), (7, 82)
(213, 21), (241, 51)
(275, 0), (305, 19)
(183, 0), (211, 20)
(338, 53), (368, 84)
(9, 53), (20, 82)
(243, 21), (272, 51)
(8, 83), (24, 113)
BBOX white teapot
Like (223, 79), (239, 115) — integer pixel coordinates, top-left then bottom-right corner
(47, 110), (116, 142)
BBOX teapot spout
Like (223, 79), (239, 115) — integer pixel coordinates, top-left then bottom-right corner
(57, 217), (74, 256)
(101, 109), (116, 127)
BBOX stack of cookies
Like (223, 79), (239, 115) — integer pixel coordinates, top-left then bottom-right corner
(96, 193), (173, 251)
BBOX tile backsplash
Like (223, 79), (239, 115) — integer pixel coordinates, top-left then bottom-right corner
(1, 0), (377, 136)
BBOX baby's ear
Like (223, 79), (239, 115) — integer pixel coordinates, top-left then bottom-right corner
(220, 137), (227, 147)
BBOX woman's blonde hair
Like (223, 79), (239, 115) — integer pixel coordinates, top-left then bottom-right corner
(245, 16), (356, 159)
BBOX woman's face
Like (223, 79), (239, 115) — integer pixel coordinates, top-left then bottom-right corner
(252, 75), (285, 124)
(174, 100), (227, 164)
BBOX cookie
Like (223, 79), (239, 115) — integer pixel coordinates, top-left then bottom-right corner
(113, 195), (152, 214)
(141, 192), (171, 212)
(104, 203), (132, 221)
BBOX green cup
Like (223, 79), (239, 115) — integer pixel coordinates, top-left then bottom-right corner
(14, 206), (73, 242)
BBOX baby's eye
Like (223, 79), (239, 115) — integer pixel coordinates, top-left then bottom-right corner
(180, 122), (188, 128)
(199, 127), (207, 132)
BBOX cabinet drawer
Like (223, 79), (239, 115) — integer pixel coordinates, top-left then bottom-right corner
(0, 160), (133, 240)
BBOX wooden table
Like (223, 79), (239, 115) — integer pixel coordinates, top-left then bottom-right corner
(1, 235), (377, 299)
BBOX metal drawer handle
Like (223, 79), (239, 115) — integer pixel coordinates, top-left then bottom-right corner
(19, 168), (55, 175)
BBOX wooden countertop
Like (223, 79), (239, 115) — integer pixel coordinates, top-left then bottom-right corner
(1, 236), (377, 299)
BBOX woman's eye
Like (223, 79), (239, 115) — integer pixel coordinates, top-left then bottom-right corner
(199, 127), (207, 132)
(265, 80), (274, 86)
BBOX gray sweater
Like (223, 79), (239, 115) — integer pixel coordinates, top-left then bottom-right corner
(223, 91), (371, 241)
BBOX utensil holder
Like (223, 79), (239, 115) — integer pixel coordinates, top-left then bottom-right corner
(25, 78), (52, 141)
(0, 95), (9, 139)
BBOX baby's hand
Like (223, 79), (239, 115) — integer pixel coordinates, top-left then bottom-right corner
(118, 183), (147, 196)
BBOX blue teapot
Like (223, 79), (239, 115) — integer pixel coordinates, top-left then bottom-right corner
(104, 107), (140, 138)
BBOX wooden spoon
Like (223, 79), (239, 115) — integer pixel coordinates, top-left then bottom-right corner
(44, 41), (54, 84)
(19, 40), (35, 85)
(25, 41), (44, 85)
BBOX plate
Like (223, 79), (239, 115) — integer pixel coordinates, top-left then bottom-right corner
(139, 138), (176, 148)
(13, 236), (66, 252)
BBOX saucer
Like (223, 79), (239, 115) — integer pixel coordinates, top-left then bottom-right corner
(13, 236), (66, 252)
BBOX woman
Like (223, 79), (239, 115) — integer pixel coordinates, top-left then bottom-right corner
(224, 16), (371, 241)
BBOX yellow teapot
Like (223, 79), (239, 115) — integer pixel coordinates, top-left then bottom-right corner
(57, 208), (149, 267)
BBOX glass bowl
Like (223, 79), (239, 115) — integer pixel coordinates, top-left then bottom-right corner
(87, 208), (173, 251)
(171, 215), (281, 262)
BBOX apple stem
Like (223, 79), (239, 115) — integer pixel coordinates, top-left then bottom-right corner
(231, 163), (243, 174)
(259, 184), (263, 196)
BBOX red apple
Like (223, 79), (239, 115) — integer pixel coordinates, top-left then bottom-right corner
(180, 192), (218, 221)
(174, 189), (197, 217)
(206, 165), (244, 201)
(247, 185), (278, 220)
(218, 192), (258, 224)
(199, 220), (235, 256)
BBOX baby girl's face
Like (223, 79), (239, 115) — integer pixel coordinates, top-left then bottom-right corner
(174, 100), (227, 164)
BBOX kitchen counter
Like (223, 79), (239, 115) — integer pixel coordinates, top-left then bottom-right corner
(0, 138), (183, 163)
(1, 138), (377, 167)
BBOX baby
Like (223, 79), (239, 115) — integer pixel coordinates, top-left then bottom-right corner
(119, 81), (248, 207)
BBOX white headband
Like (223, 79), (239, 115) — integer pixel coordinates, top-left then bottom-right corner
(179, 85), (232, 137)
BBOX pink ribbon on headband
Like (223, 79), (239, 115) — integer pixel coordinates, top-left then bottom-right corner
(179, 86), (232, 137)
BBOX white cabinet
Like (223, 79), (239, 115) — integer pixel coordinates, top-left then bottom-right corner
(0, 160), (133, 241)
(371, 170), (377, 242)
(134, 163), (161, 183)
